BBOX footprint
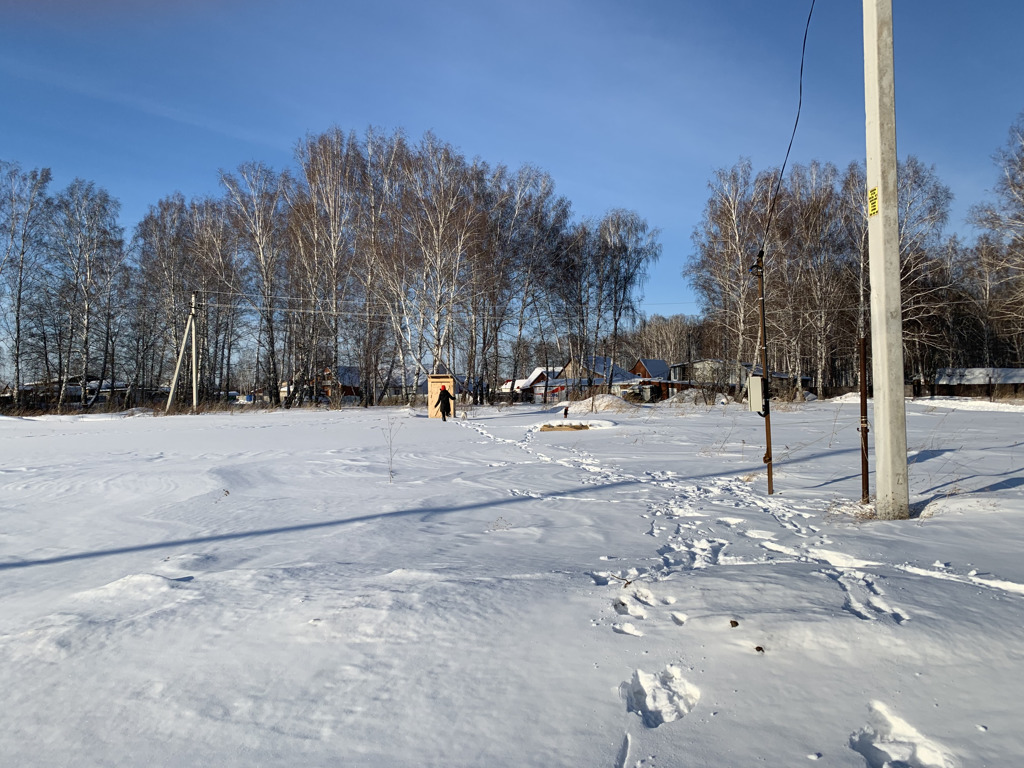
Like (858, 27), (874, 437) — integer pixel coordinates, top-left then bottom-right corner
(858, 573), (910, 623)
(825, 570), (910, 624)
(631, 587), (659, 606)
(621, 664), (700, 727)
(612, 596), (647, 620)
(849, 701), (958, 767)
(612, 622), (644, 637)
(657, 537), (728, 569)
(866, 594), (910, 624)
(614, 733), (631, 768)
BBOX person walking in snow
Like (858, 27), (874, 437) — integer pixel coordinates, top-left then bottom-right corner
(435, 384), (456, 422)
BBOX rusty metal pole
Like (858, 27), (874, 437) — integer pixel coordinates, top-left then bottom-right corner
(753, 250), (774, 495)
(859, 335), (870, 503)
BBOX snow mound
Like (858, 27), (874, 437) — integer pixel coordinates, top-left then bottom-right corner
(566, 394), (637, 413)
(912, 396), (1024, 412)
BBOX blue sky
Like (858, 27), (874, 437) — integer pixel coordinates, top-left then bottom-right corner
(2, 0), (1022, 316)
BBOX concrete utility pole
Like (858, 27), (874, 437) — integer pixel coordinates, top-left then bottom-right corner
(863, 0), (910, 519)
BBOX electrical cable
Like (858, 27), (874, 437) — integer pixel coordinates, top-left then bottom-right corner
(759, 0), (817, 254)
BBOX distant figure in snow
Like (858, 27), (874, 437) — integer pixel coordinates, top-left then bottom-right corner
(563, 405), (569, 419)
(435, 385), (456, 422)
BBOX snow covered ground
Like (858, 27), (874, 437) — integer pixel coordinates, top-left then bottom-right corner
(1, 395), (1022, 767)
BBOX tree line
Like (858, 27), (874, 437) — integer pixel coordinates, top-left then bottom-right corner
(0, 127), (661, 410)
(641, 110), (1024, 397)
(5, 111), (1022, 411)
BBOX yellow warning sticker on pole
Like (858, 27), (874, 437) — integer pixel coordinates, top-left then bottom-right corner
(867, 187), (879, 217)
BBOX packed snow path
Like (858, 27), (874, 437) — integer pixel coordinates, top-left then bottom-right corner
(2, 398), (1023, 766)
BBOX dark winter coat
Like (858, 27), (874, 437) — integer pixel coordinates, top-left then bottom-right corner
(434, 389), (456, 416)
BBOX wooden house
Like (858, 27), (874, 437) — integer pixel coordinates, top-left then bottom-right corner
(934, 368), (1024, 398)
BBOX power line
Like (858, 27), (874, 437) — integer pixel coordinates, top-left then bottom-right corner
(759, 0), (817, 253)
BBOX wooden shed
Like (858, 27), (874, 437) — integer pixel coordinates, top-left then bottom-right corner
(428, 374), (456, 418)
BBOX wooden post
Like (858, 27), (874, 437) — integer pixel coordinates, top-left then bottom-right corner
(165, 294), (197, 414)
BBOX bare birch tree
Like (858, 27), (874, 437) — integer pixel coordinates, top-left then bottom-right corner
(0, 162), (51, 405)
(686, 160), (770, 374)
(46, 179), (124, 409)
(220, 163), (290, 404)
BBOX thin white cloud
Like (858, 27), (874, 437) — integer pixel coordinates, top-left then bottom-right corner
(0, 54), (282, 150)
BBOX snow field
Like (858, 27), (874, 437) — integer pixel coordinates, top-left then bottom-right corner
(2, 397), (1023, 766)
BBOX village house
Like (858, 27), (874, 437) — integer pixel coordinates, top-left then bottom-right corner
(669, 359), (750, 389)
(499, 367), (561, 402)
(933, 368), (1024, 399)
(559, 356), (633, 388)
(626, 358), (670, 401)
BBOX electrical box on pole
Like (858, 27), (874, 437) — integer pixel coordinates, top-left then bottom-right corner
(748, 376), (764, 414)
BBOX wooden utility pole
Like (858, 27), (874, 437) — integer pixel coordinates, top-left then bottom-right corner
(863, 0), (909, 518)
(166, 293), (199, 414)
